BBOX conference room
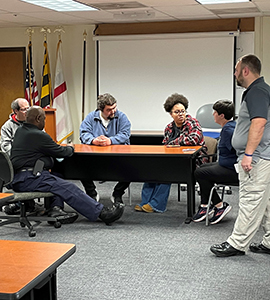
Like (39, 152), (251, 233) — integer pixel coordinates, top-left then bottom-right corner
(1, 1), (270, 299)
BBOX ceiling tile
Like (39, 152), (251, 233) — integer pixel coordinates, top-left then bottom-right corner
(155, 5), (214, 17)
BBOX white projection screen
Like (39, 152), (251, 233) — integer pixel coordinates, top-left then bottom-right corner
(97, 33), (235, 132)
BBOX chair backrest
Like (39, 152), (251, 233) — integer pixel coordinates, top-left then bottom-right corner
(204, 136), (218, 162)
(0, 151), (14, 190)
(196, 104), (221, 130)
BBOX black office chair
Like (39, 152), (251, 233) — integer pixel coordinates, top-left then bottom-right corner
(179, 136), (218, 199)
(0, 151), (61, 237)
(196, 103), (221, 138)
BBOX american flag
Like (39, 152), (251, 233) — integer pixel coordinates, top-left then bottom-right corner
(25, 41), (39, 106)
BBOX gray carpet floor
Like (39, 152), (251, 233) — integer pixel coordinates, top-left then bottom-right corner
(1, 182), (270, 300)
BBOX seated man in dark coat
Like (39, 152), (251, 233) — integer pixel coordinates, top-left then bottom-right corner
(10, 106), (124, 225)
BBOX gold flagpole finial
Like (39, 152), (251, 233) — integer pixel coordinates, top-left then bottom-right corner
(83, 30), (87, 41)
(40, 27), (51, 41)
(25, 27), (34, 41)
(54, 26), (65, 41)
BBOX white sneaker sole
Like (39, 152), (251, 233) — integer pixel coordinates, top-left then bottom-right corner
(210, 205), (232, 225)
(193, 208), (214, 222)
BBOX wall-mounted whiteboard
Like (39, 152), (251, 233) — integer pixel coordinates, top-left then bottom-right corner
(96, 33), (235, 132)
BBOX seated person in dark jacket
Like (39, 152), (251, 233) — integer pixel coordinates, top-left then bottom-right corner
(10, 106), (124, 225)
(193, 100), (238, 225)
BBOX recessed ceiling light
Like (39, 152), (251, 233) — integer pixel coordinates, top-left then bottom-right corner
(197, 0), (250, 4)
(20, 0), (98, 12)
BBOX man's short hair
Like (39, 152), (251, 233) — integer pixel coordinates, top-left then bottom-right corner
(213, 100), (234, 120)
(11, 99), (21, 111)
(240, 54), (261, 75)
(97, 93), (117, 111)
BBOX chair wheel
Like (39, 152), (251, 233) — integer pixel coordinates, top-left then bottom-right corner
(54, 221), (61, 228)
(226, 190), (232, 194)
(20, 222), (26, 228)
(29, 231), (36, 237)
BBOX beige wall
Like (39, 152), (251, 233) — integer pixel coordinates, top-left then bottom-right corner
(255, 16), (270, 84)
(0, 25), (96, 143)
(1, 17), (270, 143)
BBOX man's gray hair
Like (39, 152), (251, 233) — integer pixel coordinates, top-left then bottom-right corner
(97, 93), (116, 111)
(11, 98), (27, 112)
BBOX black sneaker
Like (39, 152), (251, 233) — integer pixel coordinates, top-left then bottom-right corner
(3, 201), (44, 216)
(111, 195), (124, 205)
(209, 202), (231, 225)
(26, 201), (46, 215)
(99, 203), (124, 225)
(3, 203), (20, 215)
(193, 205), (213, 222)
(48, 206), (78, 224)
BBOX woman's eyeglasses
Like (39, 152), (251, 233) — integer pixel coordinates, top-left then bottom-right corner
(172, 110), (186, 115)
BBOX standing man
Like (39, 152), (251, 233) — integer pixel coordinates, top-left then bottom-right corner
(210, 54), (270, 257)
(1, 98), (29, 156)
(80, 93), (131, 204)
(10, 106), (124, 226)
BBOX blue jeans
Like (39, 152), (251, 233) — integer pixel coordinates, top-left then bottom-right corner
(139, 183), (171, 212)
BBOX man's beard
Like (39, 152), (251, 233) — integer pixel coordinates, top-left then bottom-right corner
(236, 70), (244, 87)
(236, 79), (243, 87)
(108, 114), (115, 120)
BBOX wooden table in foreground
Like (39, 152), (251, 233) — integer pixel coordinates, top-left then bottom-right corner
(0, 193), (14, 202)
(0, 240), (76, 300)
(0, 193), (14, 212)
(54, 144), (201, 223)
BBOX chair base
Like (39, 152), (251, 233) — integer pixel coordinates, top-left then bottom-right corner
(0, 202), (61, 237)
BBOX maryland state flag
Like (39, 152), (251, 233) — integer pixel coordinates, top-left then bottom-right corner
(52, 40), (74, 143)
(25, 41), (39, 106)
(40, 41), (52, 108)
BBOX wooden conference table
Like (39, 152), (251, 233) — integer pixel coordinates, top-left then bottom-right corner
(0, 240), (76, 300)
(54, 144), (202, 222)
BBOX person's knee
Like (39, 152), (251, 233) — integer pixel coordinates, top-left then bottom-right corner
(194, 168), (203, 180)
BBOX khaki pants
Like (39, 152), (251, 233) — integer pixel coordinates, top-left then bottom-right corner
(227, 158), (270, 252)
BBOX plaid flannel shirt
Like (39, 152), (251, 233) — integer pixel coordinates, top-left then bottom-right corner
(162, 114), (208, 165)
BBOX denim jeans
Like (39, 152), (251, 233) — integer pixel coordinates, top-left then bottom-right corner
(139, 183), (171, 212)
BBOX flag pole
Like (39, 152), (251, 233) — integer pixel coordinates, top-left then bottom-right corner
(26, 27), (34, 106)
(82, 30), (87, 122)
(54, 26), (65, 46)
